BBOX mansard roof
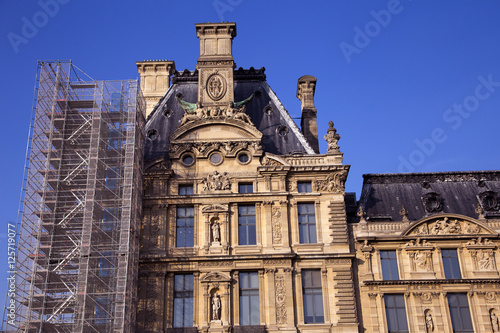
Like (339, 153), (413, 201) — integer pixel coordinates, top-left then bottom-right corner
(358, 170), (500, 222)
(144, 68), (315, 161)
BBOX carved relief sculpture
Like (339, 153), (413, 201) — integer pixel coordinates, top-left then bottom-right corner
(471, 249), (495, 271)
(202, 171), (231, 192)
(315, 169), (348, 193)
(409, 250), (432, 272)
(271, 207), (283, 244)
(275, 275), (287, 324)
(176, 93), (256, 126)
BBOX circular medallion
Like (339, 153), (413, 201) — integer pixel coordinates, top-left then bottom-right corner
(206, 73), (227, 101)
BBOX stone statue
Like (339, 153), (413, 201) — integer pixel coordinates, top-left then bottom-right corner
(324, 121), (341, 153)
(212, 222), (220, 243)
(425, 311), (434, 332)
(212, 293), (221, 320)
(491, 311), (500, 333)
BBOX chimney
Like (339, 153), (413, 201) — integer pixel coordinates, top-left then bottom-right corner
(136, 60), (175, 117)
(297, 75), (319, 153)
(195, 22), (237, 107)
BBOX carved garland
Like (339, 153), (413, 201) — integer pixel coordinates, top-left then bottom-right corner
(275, 275), (287, 324)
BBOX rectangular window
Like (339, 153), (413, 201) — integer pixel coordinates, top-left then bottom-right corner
(447, 293), (474, 333)
(239, 272), (260, 325)
(239, 183), (253, 194)
(179, 184), (193, 195)
(384, 294), (409, 333)
(298, 203), (317, 244)
(298, 181), (312, 193)
(94, 297), (109, 324)
(442, 249), (461, 279)
(302, 270), (324, 324)
(238, 204), (256, 245)
(380, 250), (399, 280)
(173, 274), (194, 328)
(176, 207), (194, 247)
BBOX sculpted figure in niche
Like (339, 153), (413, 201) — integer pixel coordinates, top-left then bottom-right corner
(477, 250), (492, 270)
(212, 221), (220, 243)
(415, 251), (429, 271)
(491, 310), (500, 333)
(425, 311), (434, 332)
(212, 293), (221, 320)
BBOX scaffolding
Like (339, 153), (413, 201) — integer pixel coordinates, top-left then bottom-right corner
(6, 61), (145, 333)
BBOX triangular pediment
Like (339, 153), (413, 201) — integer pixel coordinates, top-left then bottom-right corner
(402, 214), (497, 237)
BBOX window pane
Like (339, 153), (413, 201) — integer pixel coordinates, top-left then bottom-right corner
(384, 294), (408, 333)
(239, 183), (253, 193)
(380, 250), (399, 280)
(302, 270), (324, 324)
(238, 205), (256, 245)
(298, 203), (316, 244)
(173, 274), (193, 328)
(298, 182), (312, 193)
(179, 185), (193, 195)
(448, 293), (473, 333)
(442, 249), (461, 279)
(176, 207), (194, 247)
(240, 272), (259, 325)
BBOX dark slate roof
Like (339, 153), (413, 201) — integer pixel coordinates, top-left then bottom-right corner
(358, 171), (500, 221)
(144, 68), (314, 161)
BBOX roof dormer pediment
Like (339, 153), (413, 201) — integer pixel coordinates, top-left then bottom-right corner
(402, 213), (497, 237)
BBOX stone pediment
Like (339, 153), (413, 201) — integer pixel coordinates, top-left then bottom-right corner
(202, 204), (229, 213)
(170, 118), (263, 142)
(402, 214), (497, 237)
(144, 156), (171, 172)
(200, 271), (232, 283)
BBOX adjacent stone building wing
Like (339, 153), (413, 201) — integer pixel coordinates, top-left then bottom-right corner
(358, 171), (500, 221)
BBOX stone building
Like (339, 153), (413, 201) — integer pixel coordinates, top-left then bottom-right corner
(136, 22), (358, 333)
(9, 21), (500, 333)
(353, 172), (500, 333)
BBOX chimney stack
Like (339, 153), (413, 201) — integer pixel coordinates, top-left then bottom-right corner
(195, 22), (237, 108)
(297, 75), (319, 153)
(136, 60), (175, 117)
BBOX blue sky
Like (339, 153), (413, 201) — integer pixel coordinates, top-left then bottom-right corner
(1, 0), (500, 314)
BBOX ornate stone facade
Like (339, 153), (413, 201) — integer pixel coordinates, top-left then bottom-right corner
(137, 22), (357, 333)
(135, 22), (500, 333)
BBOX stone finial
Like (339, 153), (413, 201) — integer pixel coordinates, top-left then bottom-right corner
(399, 205), (409, 222)
(357, 206), (367, 223)
(324, 121), (341, 153)
(475, 202), (485, 220)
